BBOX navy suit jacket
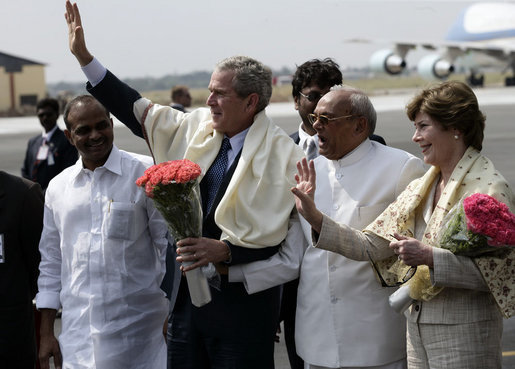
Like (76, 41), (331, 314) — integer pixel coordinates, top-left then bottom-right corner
(21, 127), (78, 190)
(0, 172), (43, 361)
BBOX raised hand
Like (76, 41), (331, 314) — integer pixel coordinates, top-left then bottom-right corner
(291, 158), (323, 233)
(64, 0), (93, 66)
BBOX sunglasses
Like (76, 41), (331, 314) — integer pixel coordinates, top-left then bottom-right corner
(299, 91), (324, 102)
(366, 250), (417, 287)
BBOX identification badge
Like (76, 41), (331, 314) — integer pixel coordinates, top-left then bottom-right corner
(0, 234), (4, 263)
(36, 144), (49, 160)
(47, 151), (55, 166)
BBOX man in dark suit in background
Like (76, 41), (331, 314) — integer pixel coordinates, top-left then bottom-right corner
(21, 98), (78, 190)
(0, 171), (43, 368)
(170, 85), (192, 112)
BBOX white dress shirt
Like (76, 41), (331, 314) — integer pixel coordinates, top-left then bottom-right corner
(297, 123), (319, 155)
(225, 127), (248, 169)
(42, 124), (58, 141)
(36, 145), (169, 369)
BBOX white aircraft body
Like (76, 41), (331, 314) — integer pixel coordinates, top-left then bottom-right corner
(367, 2), (515, 86)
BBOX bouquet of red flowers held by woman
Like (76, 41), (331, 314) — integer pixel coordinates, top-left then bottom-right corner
(439, 193), (515, 256)
(136, 159), (213, 307)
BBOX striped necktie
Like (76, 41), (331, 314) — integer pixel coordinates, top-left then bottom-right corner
(203, 137), (231, 211)
(306, 137), (318, 161)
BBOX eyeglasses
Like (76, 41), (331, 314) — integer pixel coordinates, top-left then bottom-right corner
(366, 250), (417, 287)
(308, 113), (354, 126)
(299, 91), (324, 102)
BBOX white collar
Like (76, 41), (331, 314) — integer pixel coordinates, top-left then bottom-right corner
(43, 125), (58, 141)
(332, 138), (372, 168)
(227, 127), (249, 154)
(70, 144), (120, 180)
(297, 123), (318, 152)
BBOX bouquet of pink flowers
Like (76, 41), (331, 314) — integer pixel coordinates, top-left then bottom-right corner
(439, 193), (515, 257)
(136, 159), (212, 307)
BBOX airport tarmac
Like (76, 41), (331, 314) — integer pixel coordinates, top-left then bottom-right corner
(1, 88), (514, 368)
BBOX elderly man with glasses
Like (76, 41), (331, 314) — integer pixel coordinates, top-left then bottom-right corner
(230, 59), (388, 369)
(290, 59), (385, 161)
(230, 58), (343, 369)
(293, 86), (425, 369)
(229, 85), (425, 369)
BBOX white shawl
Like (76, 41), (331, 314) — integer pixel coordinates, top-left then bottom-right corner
(134, 99), (304, 249)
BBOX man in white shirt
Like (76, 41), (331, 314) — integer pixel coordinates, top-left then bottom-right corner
(284, 58), (344, 369)
(296, 87), (426, 369)
(36, 95), (169, 369)
(232, 86), (426, 369)
(230, 60), (389, 369)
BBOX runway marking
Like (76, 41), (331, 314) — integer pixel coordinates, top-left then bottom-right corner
(503, 351), (515, 357)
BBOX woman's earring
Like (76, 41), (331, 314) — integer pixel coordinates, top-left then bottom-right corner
(454, 135), (459, 140)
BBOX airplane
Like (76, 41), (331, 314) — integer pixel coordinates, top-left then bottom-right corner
(365, 2), (515, 87)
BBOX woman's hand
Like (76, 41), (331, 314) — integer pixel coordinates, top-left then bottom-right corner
(389, 232), (434, 268)
(291, 158), (323, 233)
(65, 0), (94, 66)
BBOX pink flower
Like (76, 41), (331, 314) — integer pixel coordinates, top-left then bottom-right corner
(463, 193), (515, 246)
(145, 182), (154, 198)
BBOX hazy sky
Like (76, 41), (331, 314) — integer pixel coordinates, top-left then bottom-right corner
(1, 0), (484, 83)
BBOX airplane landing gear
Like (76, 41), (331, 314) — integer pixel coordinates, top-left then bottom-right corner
(505, 76), (515, 86)
(467, 72), (484, 87)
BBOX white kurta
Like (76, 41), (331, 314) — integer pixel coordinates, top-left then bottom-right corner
(296, 139), (426, 367)
(36, 146), (169, 369)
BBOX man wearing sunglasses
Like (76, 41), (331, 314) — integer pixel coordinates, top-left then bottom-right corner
(286, 58), (343, 369)
(290, 59), (385, 159)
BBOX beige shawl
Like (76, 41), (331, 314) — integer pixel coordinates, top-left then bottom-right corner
(134, 99), (304, 249)
(364, 147), (515, 318)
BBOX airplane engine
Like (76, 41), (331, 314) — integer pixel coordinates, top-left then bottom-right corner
(417, 54), (455, 80)
(369, 49), (407, 75)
